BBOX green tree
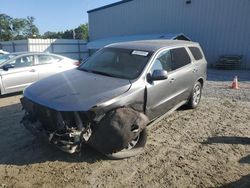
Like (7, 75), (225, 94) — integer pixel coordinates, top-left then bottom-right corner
(0, 14), (40, 41)
(43, 31), (60, 39)
(43, 24), (88, 40)
(74, 24), (88, 40)
(12, 18), (28, 40)
(24, 16), (39, 37)
(62, 29), (74, 39)
(0, 14), (13, 41)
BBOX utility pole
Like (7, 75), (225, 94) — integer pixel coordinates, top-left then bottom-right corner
(73, 29), (76, 39)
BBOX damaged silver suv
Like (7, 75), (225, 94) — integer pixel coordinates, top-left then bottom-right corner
(21, 40), (207, 159)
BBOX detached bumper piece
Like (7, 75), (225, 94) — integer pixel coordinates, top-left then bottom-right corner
(20, 97), (92, 154)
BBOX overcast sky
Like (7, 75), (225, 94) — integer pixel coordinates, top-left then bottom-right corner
(0, 0), (118, 34)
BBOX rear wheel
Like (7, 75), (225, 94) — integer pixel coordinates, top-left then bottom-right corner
(187, 81), (202, 109)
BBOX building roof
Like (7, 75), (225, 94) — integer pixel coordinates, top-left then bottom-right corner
(87, 33), (190, 49)
(107, 40), (197, 52)
(87, 0), (134, 13)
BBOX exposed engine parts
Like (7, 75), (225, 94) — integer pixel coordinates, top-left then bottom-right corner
(22, 110), (93, 154)
(48, 126), (92, 154)
(21, 97), (94, 154)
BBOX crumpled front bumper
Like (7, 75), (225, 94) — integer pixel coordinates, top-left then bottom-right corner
(20, 97), (92, 154)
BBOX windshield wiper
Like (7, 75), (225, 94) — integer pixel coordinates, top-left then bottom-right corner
(90, 70), (117, 78)
(78, 67), (126, 79)
(78, 67), (91, 72)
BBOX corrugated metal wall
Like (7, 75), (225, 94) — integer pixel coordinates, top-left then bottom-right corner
(28, 39), (88, 60)
(0, 40), (28, 52)
(0, 39), (88, 60)
(88, 0), (250, 68)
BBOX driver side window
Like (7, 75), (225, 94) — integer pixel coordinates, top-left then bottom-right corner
(151, 50), (172, 73)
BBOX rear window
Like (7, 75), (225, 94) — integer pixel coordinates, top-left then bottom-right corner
(189, 47), (203, 60)
(37, 55), (61, 64)
(171, 48), (191, 70)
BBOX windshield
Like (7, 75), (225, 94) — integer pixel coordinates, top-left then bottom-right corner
(79, 48), (152, 79)
(0, 54), (16, 65)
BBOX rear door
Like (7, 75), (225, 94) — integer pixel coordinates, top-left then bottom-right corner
(188, 46), (207, 80)
(1, 55), (38, 93)
(169, 47), (194, 103)
(35, 54), (63, 80)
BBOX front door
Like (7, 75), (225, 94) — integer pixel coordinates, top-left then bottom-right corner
(1, 55), (38, 93)
(146, 50), (176, 120)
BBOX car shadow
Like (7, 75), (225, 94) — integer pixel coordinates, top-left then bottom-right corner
(0, 103), (106, 166)
(202, 136), (250, 188)
(0, 91), (23, 98)
(219, 174), (250, 188)
(239, 155), (250, 164)
(202, 136), (250, 145)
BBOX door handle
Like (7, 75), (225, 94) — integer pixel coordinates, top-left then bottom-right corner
(170, 78), (175, 83)
(29, 69), (36, 72)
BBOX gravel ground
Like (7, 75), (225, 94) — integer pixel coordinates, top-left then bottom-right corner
(0, 69), (249, 188)
(204, 69), (250, 102)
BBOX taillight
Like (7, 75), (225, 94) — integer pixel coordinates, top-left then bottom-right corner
(74, 61), (80, 66)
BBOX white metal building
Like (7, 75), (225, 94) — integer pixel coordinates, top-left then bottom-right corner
(88, 0), (250, 69)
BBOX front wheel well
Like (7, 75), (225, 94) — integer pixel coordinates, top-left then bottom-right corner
(88, 107), (149, 155)
(198, 78), (204, 88)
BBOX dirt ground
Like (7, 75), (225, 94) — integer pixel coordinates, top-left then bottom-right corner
(0, 69), (250, 188)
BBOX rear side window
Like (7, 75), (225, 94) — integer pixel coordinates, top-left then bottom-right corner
(37, 55), (54, 64)
(189, 47), (203, 60)
(37, 55), (56, 64)
(171, 48), (191, 70)
(52, 56), (62, 62)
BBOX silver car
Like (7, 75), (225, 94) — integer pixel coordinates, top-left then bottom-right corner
(0, 52), (78, 95)
(21, 40), (207, 159)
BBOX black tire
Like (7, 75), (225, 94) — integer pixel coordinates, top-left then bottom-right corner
(106, 128), (147, 160)
(187, 81), (202, 109)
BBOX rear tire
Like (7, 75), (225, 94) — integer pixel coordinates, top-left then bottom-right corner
(106, 128), (147, 159)
(187, 81), (202, 109)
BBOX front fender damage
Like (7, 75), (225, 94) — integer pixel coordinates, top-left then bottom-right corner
(20, 97), (149, 155)
(88, 107), (149, 154)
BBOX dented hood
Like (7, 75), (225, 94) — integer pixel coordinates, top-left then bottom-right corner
(24, 68), (131, 111)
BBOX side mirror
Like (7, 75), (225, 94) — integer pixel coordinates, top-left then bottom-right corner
(2, 64), (15, 71)
(150, 70), (168, 81)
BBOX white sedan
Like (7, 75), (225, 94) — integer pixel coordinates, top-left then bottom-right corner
(0, 52), (79, 95)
